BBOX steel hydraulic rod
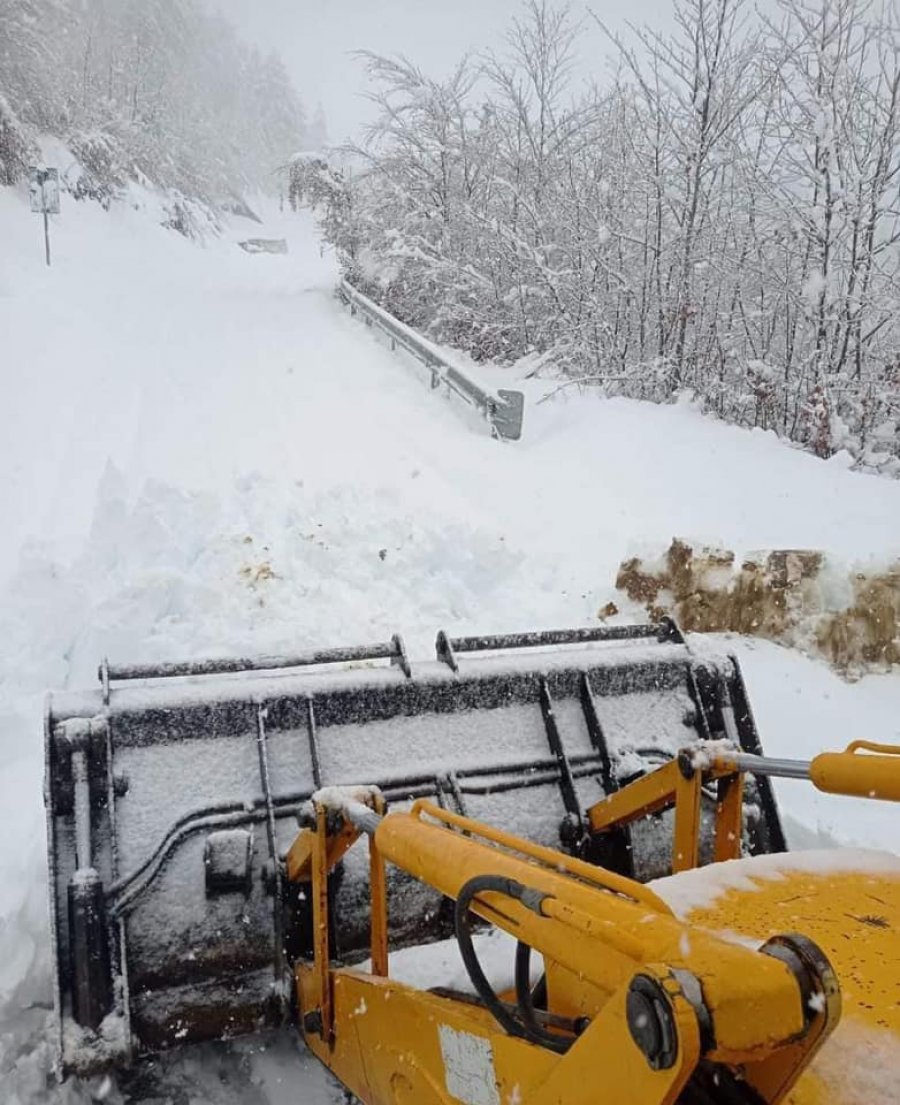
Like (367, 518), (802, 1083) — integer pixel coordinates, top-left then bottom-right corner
(724, 753), (812, 780)
(723, 745), (900, 801)
(342, 803), (383, 836)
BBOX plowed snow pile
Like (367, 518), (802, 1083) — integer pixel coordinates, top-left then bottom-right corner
(1, 186), (898, 1103)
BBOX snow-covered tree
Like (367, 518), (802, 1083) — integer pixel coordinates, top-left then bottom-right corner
(305, 0), (898, 471)
(0, 0), (307, 199)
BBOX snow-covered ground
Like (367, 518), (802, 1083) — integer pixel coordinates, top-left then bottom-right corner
(1, 185), (898, 1102)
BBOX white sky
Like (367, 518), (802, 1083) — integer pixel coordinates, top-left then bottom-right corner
(209, 0), (669, 144)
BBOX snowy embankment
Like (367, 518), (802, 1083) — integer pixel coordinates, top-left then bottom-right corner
(1, 186), (898, 1102)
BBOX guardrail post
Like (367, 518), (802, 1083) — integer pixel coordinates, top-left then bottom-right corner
(492, 390), (526, 441)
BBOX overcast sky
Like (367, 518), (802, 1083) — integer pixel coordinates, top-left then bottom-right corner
(210, 1), (666, 145)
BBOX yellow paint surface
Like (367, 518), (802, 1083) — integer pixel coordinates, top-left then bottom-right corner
(681, 866), (900, 1104)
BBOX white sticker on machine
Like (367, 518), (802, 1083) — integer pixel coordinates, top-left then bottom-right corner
(438, 1024), (501, 1105)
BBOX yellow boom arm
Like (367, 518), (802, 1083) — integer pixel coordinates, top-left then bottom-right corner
(287, 791), (840, 1105)
(588, 740), (900, 874)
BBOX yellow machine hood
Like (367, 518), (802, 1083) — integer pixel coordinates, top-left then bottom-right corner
(653, 849), (900, 1104)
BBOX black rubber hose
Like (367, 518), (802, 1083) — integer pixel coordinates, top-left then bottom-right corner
(514, 940), (540, 1034)
(514, 941), (571, 1054)
(454, 875), (533, 1042)
(454, 874), (571, 1053)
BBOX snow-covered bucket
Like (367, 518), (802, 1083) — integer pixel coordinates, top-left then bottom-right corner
(43, 623), (784, 1074)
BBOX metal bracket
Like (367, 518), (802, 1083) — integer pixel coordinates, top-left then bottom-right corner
(435, 630), (459, 672)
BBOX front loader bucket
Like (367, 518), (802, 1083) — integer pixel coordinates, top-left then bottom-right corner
(44, 622), (785, 1074)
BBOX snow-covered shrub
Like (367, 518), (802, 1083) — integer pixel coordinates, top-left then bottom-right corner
(160, 192), (221, 241)
(66, 130), (128, 208)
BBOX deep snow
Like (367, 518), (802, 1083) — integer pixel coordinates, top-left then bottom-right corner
(1, 184), (898, 1103)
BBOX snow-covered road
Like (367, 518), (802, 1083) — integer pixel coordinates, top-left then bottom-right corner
(1, 187), (898, 1102)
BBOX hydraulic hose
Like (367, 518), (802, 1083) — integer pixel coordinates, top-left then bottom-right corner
(514, 940), (571, 1054)
(453, 874), (572, 1054)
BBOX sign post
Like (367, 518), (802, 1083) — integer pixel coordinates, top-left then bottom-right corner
(28, 167), (60, 266)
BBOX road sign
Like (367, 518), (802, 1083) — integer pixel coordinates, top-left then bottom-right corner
(28, 166), (59, 266)
(29, 167), (60, 214)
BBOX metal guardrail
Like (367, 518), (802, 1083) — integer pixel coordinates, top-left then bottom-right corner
(337, 278), (525, 441)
